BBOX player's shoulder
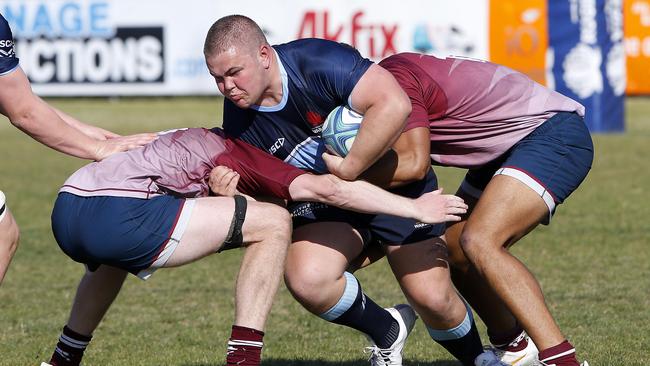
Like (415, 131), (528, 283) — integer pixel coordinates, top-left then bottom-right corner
(380, 52), (443, 69)
(1, 13), (11, 34)
(1, 13), (15, 49)
(0, 13), (19, 75)
(275, 38), (365, 64)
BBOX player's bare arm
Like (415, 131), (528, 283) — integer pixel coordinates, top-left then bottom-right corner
(51, 107), (158, 160)
(362, 127), (432, 188)
(286, 170), (466, 224)
(0, 68), (156, 161)
(208, 165), (466, 223)
(330, 64), (411, 180)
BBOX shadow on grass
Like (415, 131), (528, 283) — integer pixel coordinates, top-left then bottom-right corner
(184, 358), (459, 366)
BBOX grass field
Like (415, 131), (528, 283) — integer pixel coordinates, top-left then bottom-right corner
(0, 97), (648, 365)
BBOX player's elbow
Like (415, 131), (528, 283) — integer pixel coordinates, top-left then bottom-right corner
(397, 150), (431, 183)
(392, 89), (412, 123)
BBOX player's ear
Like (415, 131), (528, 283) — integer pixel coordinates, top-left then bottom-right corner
(259, 44), (271, 69)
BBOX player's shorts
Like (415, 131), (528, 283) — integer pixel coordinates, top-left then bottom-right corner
(0, 190), (7, 222)
(460, 112), (594, 224)
(51, 193), (195, 280)
(289, 169), (446, 245)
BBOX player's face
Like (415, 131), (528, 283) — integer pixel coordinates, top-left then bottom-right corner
(206, 45), (269, 109)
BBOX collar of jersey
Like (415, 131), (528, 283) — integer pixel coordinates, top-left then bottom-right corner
(250, 49), (288, 112)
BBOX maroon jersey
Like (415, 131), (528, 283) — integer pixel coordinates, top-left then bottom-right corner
(380, 53), (585, 168)
(60, 128), (305, 199)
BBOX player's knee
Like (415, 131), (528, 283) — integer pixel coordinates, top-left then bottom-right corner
(284, 259), (333, 304)
(262, 205), (292, 238)
(250, 203), (292, 240)
(409, 286), (456, 317)
(459, 228), (487, 261)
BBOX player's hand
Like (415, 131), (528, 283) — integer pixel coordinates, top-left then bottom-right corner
(208, 166), (240, 197)
(414, 188), (468, 224)
(321, 152), (352, 180)
(93, 133), (158, 161)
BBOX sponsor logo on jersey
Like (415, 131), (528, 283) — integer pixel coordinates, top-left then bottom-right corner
(0, 39), (15, 57)
(306, 110), (323, 125)
(268, 137), (285, 154)
(289, 202), (329, 218)
(413, 222), (432, 229)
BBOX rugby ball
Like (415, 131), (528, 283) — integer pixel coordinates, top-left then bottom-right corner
(321, 105), (363, 157)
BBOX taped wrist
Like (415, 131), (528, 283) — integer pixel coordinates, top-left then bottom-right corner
(218, 195), (247, 253)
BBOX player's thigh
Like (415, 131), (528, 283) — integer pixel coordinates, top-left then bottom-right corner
(168, 197), (290, 266)
(288, 222), (367, 282)
(384, 236), (453, 296)
(463, 174), (547, 252)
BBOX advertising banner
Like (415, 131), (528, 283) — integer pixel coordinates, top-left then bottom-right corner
(1, 0), (489, 96)
(547, 0), (625, 132)
(489, 0), (548, 85)
(216, 0), (488, 61)
(0, 0), (220, 95)
(624, 0), (650, 94)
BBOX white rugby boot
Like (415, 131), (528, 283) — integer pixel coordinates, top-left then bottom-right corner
(490, 332), (539, 366)
(475, 350), (511, 366)
(365, 304), (418, 366)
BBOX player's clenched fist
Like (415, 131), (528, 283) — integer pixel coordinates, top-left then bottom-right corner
(208, 166), (240, 196)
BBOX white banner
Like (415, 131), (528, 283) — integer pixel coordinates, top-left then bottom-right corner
(0, 0), (488, 96)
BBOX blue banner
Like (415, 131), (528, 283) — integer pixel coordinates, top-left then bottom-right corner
(548, 0), (625, 132)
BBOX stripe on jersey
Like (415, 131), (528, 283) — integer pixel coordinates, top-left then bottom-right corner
(284, 136), (328, 173)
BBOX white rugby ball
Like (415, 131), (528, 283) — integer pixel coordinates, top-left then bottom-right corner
(321, 105), (363, 157)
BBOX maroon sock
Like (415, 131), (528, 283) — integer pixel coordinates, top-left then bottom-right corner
(226, 325), (264, 366)
(48, 326), (92, 366)
(488, 325), (528, 352)
(539, 340), (579, 366)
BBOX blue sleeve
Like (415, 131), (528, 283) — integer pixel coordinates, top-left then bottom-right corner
(279, 39), (373, 106)
(0, 14), (19, 75)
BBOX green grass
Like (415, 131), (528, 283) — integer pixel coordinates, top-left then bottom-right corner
(1, 97), (649, 365)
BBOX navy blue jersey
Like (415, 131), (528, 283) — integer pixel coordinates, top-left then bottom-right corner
(0, 13), (19, 76)
(222, 38), (373, 173)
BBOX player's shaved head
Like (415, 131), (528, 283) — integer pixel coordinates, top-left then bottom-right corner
(204, 15), (268, 57)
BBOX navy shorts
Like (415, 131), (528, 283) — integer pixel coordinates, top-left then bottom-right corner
(51, 193), (195, 279)
(289, 169), (446, 245)
(460, 112), (594, 224)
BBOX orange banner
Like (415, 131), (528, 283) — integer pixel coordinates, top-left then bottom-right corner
(489, 0), (548, 85)
(625, 0), (650, 94)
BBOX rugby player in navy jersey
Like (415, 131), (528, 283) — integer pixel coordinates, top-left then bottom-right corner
(204, 15), (505, 366)
(0, 13), (156, 284)
(40, 127), (468, 366)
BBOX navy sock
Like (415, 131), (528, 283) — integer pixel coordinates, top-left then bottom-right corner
(428, 307), (483, 366)
(320, 272), (399, 348)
